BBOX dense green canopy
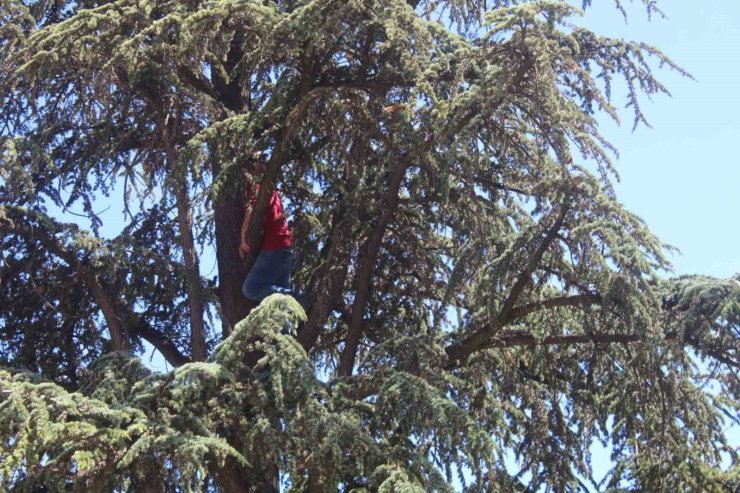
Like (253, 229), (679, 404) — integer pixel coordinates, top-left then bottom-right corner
(1, 0), (738, 491)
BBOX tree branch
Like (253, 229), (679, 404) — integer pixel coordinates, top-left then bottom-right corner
(340, 326), (733, 401)
(297, 206), (354, 352)
(130, 320), (190, 368)
(500, 203), (571, 320)
(445, 202), (572, 366)
(337, 54), (534, 376)
(176, 65), (221, 104)
(164, 108), (207, 362)
(685, 336), (740, 370)
(173, 178), (207, 361)
(0, 212), (130, 352)
(482, 331), (645, 349)
(506, 293), (601, 321)
(0, 208), (191, 366)
(339, 156), (411, 377)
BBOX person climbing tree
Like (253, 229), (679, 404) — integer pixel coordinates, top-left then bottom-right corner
(239, 161), (305, 307)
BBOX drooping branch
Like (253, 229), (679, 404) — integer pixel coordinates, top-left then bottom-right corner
(468, 330), (739, 371)
(444, 286), (740, 370)
(685, 335), (739, 370)
(485, 331), (644, 349)
(345, 325), (733, 401)
(176, 64), (221, 105)
(80, 269), (129, 352)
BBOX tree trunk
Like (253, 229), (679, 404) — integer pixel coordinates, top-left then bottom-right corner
(214, 173), (255, 335)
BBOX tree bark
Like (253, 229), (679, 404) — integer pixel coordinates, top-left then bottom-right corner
(130, 319), (190, 367)
(297, 207), (355, 352)
(297, 136), (363, 352)
(214, 182), (255, 334)
(80, 269), (130, 352)
(209, 30), (255, 336)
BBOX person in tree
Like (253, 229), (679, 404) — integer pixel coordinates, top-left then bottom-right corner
(239, 162), (305, 307)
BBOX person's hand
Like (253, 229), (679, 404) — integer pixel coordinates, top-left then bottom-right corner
(239, 241), (250, 258)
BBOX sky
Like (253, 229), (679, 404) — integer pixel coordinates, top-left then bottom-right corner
(570, 1), (740, 489)
(579, 0), (740, 279)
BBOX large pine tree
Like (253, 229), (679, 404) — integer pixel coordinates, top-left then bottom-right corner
(1, 0), (738, 491)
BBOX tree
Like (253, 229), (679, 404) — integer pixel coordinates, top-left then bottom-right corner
(0, 0), (738, 491)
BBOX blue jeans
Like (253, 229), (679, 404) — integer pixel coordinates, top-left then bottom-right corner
(242, 248), (303, 304)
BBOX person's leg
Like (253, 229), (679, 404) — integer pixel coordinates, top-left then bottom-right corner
(242, 249), (302, 303)
(242, 250), (282, 302)
(270, 249), (305, 304)
(274, 249), (293, 290)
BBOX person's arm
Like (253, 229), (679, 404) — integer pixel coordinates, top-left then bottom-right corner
(239, 202), (252, 259)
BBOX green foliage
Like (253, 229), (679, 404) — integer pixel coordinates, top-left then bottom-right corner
(0, 295), (497, 491)
(1, 0), (738, 491)
(0, 347), (240, 491)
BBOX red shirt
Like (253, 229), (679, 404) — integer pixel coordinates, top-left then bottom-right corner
(247, 183), (293, 250)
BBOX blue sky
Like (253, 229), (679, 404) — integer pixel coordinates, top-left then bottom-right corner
(581, 0), (739, 279)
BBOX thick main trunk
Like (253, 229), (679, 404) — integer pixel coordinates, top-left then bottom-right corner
(212, 181), (274, 493)
(214, 184), (255, 335)
(210, 30), (254, 336)
(209, 46), (314, 491)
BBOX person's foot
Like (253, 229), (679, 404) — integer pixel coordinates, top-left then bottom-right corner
(285, 292), (311, 314)
(297, 293), (312, 314)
